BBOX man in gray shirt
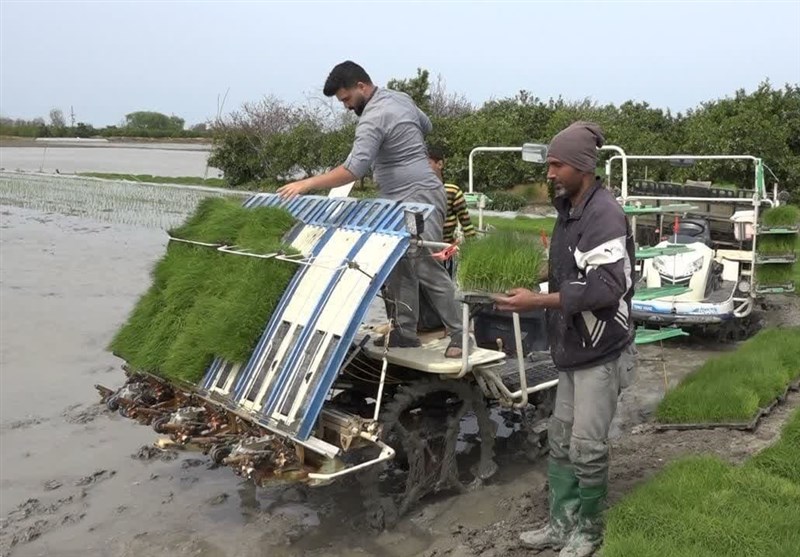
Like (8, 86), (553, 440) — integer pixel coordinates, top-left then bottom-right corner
(277, 61), (466, 357)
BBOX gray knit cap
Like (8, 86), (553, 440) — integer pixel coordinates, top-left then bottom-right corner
(547, 121), (605, 173)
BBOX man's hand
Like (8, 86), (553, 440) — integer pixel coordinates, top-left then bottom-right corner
(431, 243), (459, 262)
(491, 288), (539, 312)
(276, 180), (309, 200)
(275, 166), (358, 200)
(491, 288), (560, 312)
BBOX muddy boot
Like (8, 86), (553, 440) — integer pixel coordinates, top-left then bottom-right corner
(520, 460), (579, 551)
(558, 484), (607, 557)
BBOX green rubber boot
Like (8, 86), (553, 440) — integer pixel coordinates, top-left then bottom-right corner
(558, 484), (607, 557)
(519, 459), (580, 551)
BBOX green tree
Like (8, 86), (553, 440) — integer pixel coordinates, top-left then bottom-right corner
(388, 68), (432, 114)
(209, 96), (313, 186)
(74, 122), (95, 138)
(679, 81), (800, 194)
(266, 119), (326, 179)
(208, 129), (267, 186)
(431, 92), (555, 191)
(124, 111), (185, 131)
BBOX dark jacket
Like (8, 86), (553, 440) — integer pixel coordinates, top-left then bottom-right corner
(546, 182), (636, 371)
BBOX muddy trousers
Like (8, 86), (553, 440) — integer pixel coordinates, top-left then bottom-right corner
(543, 344), (637, 554)
(549, 351), (630, 486)
(384, 193), (463, 342)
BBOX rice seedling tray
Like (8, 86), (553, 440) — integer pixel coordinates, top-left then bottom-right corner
(653, 380), (800, 432)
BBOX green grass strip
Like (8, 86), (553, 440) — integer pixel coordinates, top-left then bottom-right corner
(747, 408), (800, 485)
(108, 197), (298, 384)
(603, 426), (800, 557)
(655, 327), (800, 424)
(457, 229), (546, 293)
(80, 172), (227, 187)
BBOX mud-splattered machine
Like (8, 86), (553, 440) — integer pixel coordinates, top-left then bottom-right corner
(98, 186), (561, 527)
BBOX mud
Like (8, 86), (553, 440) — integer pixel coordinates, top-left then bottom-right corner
(131, 446), (179, 462)
(1, 176), (798, 557)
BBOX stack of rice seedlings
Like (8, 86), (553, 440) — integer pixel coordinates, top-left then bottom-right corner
(761, 205), (800, 228)
(756, 205), (800, 289)
(109, 197), (299, 384)
(457, 229), (546, 294)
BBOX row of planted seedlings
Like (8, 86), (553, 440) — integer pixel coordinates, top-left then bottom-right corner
(0, 173), (241, 229)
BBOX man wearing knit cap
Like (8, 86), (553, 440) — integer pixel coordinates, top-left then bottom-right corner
(493, 122), (637, 557)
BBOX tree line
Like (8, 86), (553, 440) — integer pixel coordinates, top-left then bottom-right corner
(0, 110), (209, 139)
(3, 73), (797, 200)
(207, 70), (800, 199)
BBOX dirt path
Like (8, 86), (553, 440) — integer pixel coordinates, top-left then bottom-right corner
(2, 184), (798, 557)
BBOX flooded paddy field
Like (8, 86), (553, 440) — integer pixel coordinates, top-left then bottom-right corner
(0, 173), (243, 229)
(0, 141), (217, 178)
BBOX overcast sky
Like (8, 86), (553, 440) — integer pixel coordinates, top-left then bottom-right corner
(1, 0), (798, 127)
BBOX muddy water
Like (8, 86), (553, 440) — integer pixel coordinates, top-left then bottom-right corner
(0, 179), (411, 557)
(1, 176), (785, 557)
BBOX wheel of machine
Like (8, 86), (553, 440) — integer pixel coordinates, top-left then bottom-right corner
(740, 314), (764, 340)
(152, 416), (170, 434)
(715, 319), (739, 343)
(209, 444), (232, 465)
(716, 314), (762, 343)
(362, 377), (497, 529)
(106, 395), (120, 412)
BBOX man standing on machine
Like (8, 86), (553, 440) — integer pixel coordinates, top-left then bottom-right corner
(277, 61), (468, 358)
